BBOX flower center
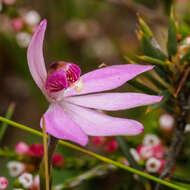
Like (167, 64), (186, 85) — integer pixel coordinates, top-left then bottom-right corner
(45, 62), (81, 93)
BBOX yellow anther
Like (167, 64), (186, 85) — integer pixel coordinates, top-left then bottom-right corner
(74, 78), (84, 92)
(99, 63), (108, 68)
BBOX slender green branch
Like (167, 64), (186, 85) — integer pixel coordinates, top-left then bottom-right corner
(128, 80), (159, 95)
(0, 103), (15, 143)
(0, 116), (187, 190)
(170, 175), (190, 185)
(53, 164), (116, 190)
(48, 135), (58, 189)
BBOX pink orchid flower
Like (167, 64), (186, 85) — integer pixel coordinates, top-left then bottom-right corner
(27, 19), (162, 146)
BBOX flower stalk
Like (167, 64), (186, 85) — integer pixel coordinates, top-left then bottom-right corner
(40, 118), (58, 190)
(42, 117), (49, 190)
(53, 164), (116, 190)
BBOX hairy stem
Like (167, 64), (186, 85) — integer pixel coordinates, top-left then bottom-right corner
(40, 119), (58, 190)
(48, 135), (58, 173)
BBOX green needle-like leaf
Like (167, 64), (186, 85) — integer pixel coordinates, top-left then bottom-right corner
(167, 11), (178, 56)
(0, 103), (15, 143)
(142, 36), (168, 61)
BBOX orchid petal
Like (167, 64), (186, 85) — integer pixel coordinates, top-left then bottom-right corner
(65, 93), (163, 111)
(64, 64), (154, 97)
(27, 19), (47, 93)
(40, 103), (88, 146)
(63, 102), (144, 136)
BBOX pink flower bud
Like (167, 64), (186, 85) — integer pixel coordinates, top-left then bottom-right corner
(11, 18), (24, 32)
(104, 139), (118, 153)
(14, 141), (29, 155)
(52, 153), (65, 167)
(28, 144), (43, 157)
(91, 136), (106, 146)
(0, 177), (8, 190)
(159, 114), (174, 132)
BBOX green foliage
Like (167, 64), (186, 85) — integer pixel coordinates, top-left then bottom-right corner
(167, 12), (178, 56)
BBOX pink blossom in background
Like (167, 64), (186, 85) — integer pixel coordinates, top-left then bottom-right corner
(14, 141), (29, 155)
(7, 161), (25, 177)
(158, 159), (165, 174)
(91, 136), (106, 146)
(18, 173), (33, 188)
(143, 134), (160, 146)
(52, 153), (65, 167)
(146, 158), (163, 173)
(30, 175), (39, 190)
(104, 139), (118, 153)
(3, 0), (16, 5)
(137, 145), (154, 160)
(28, 144), (44, 157)
(159, 114), (174, 132)
(27, 19), (163, 146)
(137, 144), (164, 161)
(152, 144), (164, 159)
(11, 18), (24, 32)
(0, 177), (8, 190)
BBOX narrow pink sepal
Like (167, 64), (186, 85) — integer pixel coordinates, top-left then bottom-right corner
(64, 64), (154, 97)
(65, 93), (163, 111)
(27, 19), (47, 93)
(40, 103), (88, 146)
(63, 102), (144, 136)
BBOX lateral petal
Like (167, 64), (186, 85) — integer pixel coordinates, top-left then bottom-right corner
(40, 103), (88, 146)
(63, 102), (144, 136)
(64, 64), (154, 97)
(27, 19), (47, 93)
(65, 92), (163, 111)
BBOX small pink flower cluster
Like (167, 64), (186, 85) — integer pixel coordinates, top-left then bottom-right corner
(14, 141), (65, 167)
(90, 137), (118, 153)
(0, 0), (41, 47)
(5, 141), (65, 189)
(131, 134), (165, 174)
(0, 177), (8, 190)
(11, 10), (41, 47)
(0, 0), (16, 6)
(11, 10), (40, 34)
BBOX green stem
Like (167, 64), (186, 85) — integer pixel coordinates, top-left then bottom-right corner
(54, 164), (116, 190)
(48, 135), (58, 189)
(0, 116), (186, 190)
(143, 73), (168, 90)
(170, 175), (190, 185)
(137, 55), (166, 67)
(128, 80), (159, 95)
(0, 103), (15, 143)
